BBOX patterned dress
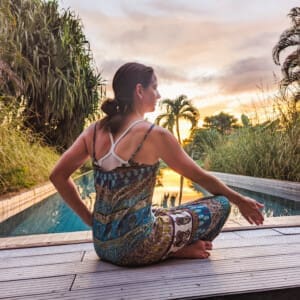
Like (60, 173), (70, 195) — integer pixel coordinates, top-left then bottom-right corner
(92, 123), (231, 266)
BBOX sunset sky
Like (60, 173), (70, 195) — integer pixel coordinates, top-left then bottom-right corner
(59, 0), (299, 126)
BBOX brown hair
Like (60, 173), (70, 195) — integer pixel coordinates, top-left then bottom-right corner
(100, 62), (154, 133)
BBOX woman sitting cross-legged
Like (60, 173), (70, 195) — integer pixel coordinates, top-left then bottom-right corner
(50, 62), (264, 266)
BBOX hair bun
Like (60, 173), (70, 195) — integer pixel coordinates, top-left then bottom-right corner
(101, 98), (119, 116)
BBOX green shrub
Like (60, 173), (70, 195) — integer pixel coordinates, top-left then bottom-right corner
(0, 122), (59, 194)
(204, 120), (300, 181)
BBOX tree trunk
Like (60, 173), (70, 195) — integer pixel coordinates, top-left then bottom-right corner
(179, 175), (184, 205)
(175, 118), (183, 205)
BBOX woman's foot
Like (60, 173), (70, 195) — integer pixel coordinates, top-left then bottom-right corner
(170, 240), (212, 259)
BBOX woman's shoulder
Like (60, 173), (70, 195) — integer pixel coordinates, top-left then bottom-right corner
(79, 121), (102, 144)
(133, 121), (169, 137)
(151, 124), (172, 137)
(81, 122), (96, 136)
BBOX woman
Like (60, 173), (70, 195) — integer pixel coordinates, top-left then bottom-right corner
(50, 62), (264, 266)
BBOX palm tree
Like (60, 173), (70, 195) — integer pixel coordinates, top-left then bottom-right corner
(203, 112), (239, 134)
(155, 94), (200, 204)
(272, 7), (300, 95)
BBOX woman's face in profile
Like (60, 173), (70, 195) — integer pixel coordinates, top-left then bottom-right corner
(142, 74), (161, 112)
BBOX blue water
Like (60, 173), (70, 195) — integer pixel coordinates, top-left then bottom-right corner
(0, 171), (299, 237)
(0, 172), (95, 237)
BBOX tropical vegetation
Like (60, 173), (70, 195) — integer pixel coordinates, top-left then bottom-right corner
(203, 112), (239, 134)
(0, 0), (103, 194)
(0, 108), (59, 193)
(272, 7), (300, 98)
(0, 0), (104, 150)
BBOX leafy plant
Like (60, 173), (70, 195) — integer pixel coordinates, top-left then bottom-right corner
(0, 0), (105, 150)
(203, 111), (239, 134)
(272, 7), (300, 101)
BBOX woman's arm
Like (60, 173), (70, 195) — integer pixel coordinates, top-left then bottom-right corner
(49, 131), (93, 227)
(154, 127), (264, 225)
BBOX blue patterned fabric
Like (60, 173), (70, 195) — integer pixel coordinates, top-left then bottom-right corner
(91, 122), (231, 266)
(92, 161), (160, 264)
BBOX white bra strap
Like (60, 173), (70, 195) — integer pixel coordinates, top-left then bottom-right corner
(112, 119), (144, 147)
(108, 132), (114, 145)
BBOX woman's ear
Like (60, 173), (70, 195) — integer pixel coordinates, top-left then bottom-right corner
(135, 83), (144, 99)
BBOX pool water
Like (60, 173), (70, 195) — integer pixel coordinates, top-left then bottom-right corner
(1, 170), (299, 237)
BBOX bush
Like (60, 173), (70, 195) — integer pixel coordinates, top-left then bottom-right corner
(204, 120), (300, 181)
(0, 121), (59, 194)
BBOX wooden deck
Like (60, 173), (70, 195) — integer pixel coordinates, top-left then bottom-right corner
(0, 226), (299, 299)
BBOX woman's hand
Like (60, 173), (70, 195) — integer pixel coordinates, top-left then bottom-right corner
(236, 197), (264, 225)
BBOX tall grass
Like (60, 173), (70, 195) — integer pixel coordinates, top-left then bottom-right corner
(204, 124), (299, 181)
(0, 116), (59, 194)
(198, 86), (300, 182)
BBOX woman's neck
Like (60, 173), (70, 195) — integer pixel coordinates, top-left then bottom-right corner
(127, 111), (144, 121)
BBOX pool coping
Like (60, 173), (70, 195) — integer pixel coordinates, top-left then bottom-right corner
(211, 171), (300, 201)
(1, 216), (299, 250)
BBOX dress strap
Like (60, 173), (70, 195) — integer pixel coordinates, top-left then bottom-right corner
(92, 122), (98, 162)
(130, 124), (155, 161)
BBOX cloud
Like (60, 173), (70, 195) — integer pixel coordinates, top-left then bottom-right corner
(132, 0), (209, 17)
(236, 32), (279, 51)
(216, 56), (276, 94)
(60, 1), (289, 107)
(99, 59), (128, 81)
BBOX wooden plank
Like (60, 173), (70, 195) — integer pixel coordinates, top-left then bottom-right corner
(83, 242), (300, 263)
(0, 259), (120, 282)
(73, 253), (300, 291)
(4, 267), (300, 300)
(2, 243), (300, 282)
(0, 275), (74, 299)
(1, 228), (298, 259)
(0, 243), (93, 259)
(176, 243), (300, 262)
(81, 234), (300, 261)
(213, 233), (300, 249)
(0, 251), (84, 269)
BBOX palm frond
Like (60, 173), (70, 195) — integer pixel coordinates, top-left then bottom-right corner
(272, 27), (300, 65)
(180, 113), (198, 129)
(280, 71), (300, 88)
(155, 113), (168, 125)
(288, 7), (300, 26)
(281, 49), (300, 78)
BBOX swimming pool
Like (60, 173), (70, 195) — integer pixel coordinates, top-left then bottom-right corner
(1, 170), (299, 237)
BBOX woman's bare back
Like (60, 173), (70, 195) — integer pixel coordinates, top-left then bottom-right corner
(85, 119), (159, 168)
